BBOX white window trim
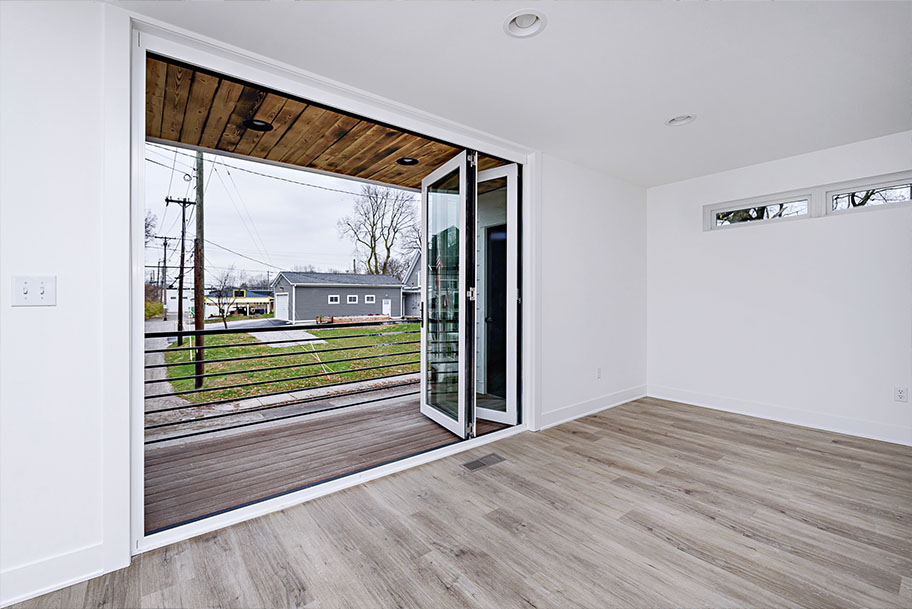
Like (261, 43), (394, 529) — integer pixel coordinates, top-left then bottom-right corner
(703, 170), (912, 232)
(825, 171), (912, 217)
(347, 295), (358, 304)
(365, 295), (376, 304)
(327, 295), (340, 304)
(703, 191), (812, 231)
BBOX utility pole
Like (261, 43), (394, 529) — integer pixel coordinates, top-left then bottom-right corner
(165, 197), (196, 345)
(149, 235), (170, 320)
(193, 151), (206, 389)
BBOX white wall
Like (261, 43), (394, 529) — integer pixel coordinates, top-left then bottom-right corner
(538, 154), (647, 428)
(0, 3), (132, 606)
(647, 132), (912, 446)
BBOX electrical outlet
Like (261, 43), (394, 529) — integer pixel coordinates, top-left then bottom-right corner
(895, 387), (909, 403)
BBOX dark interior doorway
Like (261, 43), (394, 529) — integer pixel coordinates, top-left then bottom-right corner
(485, 223), (507, 398)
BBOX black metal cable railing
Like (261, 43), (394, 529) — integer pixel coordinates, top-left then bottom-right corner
(144, 319), (421, 444)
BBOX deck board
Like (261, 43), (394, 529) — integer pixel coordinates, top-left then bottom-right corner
(144, 396), (505, 533)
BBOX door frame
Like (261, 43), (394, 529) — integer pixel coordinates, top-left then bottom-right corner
(475, 163), (520, 425)
(129, 21), (542, 554)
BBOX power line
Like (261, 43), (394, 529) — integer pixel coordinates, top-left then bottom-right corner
(211, 164), (271, 266)
(145, 157), (176, 171)
(204, 239), (283, 270)
(166, 149), (179, 199)
(147, 142), (366, 196)
(146, 264), (270, 274)
(221, 164), (273, 266)
(146, 146), (196, 173)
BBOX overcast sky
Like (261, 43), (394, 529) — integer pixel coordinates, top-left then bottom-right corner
(144, 142), (417, 287)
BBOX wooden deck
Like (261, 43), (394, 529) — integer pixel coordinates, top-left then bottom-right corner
(145, 396), (506, 533)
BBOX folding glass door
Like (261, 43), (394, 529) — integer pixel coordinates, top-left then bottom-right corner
(420, 152), (519, 439)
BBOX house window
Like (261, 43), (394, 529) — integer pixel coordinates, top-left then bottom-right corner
(713, 198), (808, 228)
(365, 295), (376, 304)
(347, 295), (358, 304)
(328, 295), (340, 304)
(831, 181), (911, 212)
(233, 289), (246, 298)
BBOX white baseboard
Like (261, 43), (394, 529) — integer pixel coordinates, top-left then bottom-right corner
(1, 543), (105, 608)
(538, 385), (647, 430)
(647, 385), (912, 447)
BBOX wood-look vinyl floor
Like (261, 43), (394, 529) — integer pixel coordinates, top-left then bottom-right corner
(17, 397), (912, 609)
(145, 397), (505, 533)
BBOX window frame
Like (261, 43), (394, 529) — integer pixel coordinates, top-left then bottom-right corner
(826, 172), (912, 216)
(347, 295), (358, 304)
(365, 294), (376, 304)
(703, 170), (912, 232)
(327, 294), (340, 304)
(703, 191), (812, 231)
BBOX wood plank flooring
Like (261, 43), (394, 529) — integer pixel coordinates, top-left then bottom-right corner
(145, 396), (505, 533)
(18, 397), (912, 608)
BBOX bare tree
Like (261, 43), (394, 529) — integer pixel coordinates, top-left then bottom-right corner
(212, 267), (240, 329)
(402, 215), (421, 255)
(145, 210), (157, 244)
(240, 273), (272, 289)
(338, 185), (418, 275)
(292, 264), (319, 272)
(385, 255), (413, 281)
(834, 184), (911, 209)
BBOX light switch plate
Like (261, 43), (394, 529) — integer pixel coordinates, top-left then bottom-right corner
(12, 276), (56, 307)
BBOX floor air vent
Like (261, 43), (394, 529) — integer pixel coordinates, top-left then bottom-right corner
(461, 453), (505, 472)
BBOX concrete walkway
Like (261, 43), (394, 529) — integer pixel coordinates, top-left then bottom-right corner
(143, 317), (192, 414)
(204, 318), (326, 347)
(248, 327), (326, 347)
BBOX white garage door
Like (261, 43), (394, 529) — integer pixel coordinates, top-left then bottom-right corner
(275, 293), (289, 321)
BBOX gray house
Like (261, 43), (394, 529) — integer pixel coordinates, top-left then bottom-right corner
(402, 253), (421, 318)
(271, 271), (403, 323)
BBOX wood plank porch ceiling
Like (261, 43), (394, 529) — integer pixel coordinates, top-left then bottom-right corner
(145, 54), (505, 190)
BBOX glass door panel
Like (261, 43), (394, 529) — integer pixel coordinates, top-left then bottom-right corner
(420, 151), (474, 438)
(475, 165), (519, 425)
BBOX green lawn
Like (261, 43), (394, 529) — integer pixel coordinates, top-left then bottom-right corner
(163, 323), (420, 403)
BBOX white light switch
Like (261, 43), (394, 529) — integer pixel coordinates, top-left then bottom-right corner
(12, 276), (56, 307)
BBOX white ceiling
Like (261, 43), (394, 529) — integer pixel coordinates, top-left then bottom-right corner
(113, 1), (912, 187)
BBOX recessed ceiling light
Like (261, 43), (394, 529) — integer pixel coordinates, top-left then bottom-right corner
(504, 9), (547, 38)
(243, 118), (274, 132)
(397, 157), (419, 166)
(665, 115), (696, 127)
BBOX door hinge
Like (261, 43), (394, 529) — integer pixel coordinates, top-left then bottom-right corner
(467, 287), (476, 301)
(467, 151), (477, 168)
